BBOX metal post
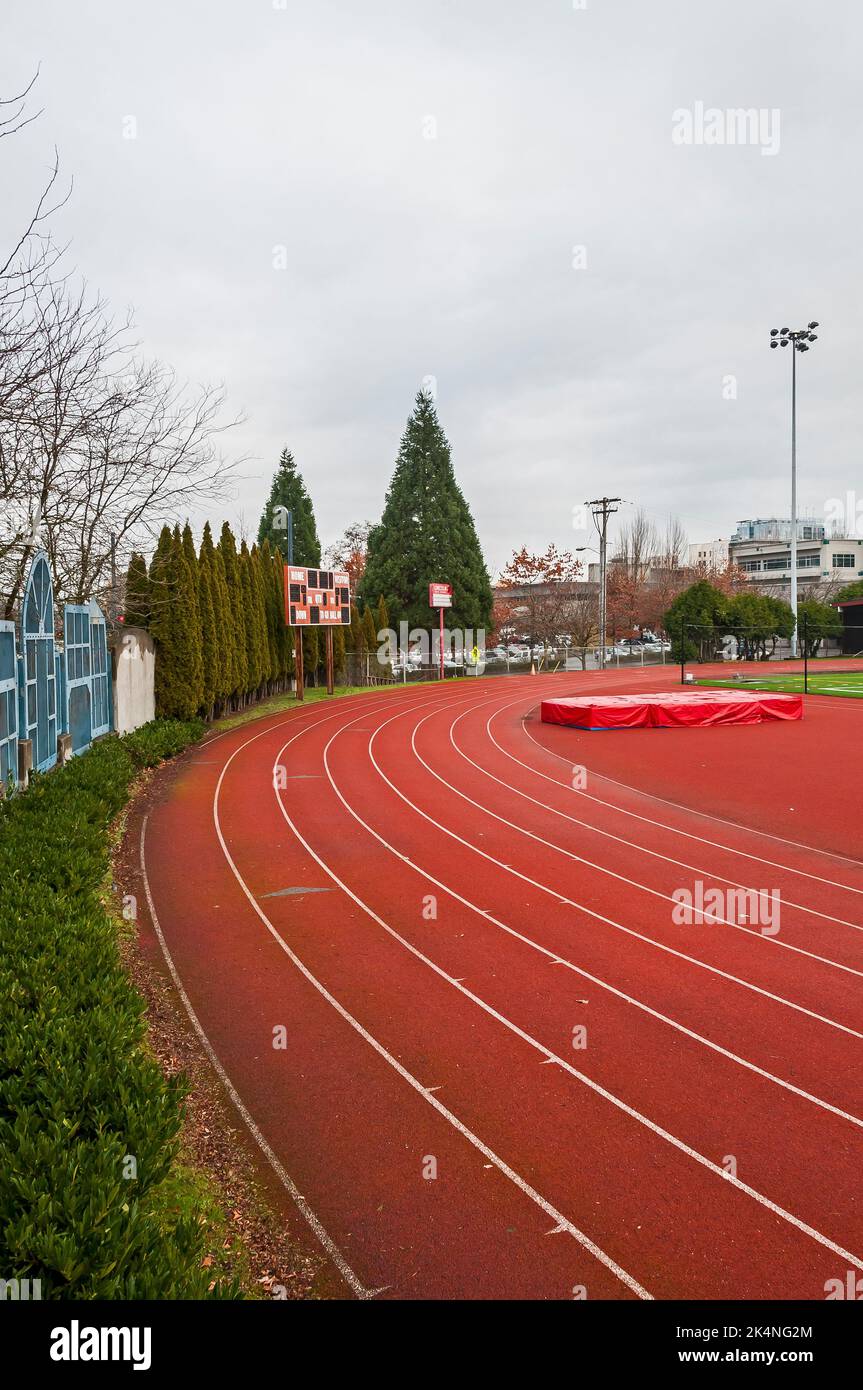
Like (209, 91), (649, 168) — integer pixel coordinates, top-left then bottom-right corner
(802, 611), (808, 693)
(790, 348), (798, 657)
(439, 608), (445, 680)
(325, 627), (334, 696)
(294, 629), (304, 701)
(110, 532), (117, 622)
(680, 620), (686, 685)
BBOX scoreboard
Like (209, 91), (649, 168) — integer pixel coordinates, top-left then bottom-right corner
(284, 565), (351, 627)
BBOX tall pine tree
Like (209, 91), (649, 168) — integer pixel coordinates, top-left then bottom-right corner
(219, 522), (248, 699)
(359, 391), (492, 633)
(257, 447), (322, 680)
(123, 552), (151, 628)
(151, 530), (204, 719)
(258, 448), (321, 566)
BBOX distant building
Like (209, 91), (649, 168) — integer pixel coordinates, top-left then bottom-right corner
(687, 539), (729, 571)
(728, 518), (863, 600)
(836, 597), (863, 655)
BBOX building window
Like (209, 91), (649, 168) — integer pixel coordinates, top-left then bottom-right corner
(833, 553), (855, 567)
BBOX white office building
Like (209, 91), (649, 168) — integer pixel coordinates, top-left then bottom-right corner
(728, 518), (863, 598)
(687, 539), (729, 571)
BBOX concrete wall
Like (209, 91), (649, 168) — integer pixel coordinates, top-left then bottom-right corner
(111, 627), (155, 735)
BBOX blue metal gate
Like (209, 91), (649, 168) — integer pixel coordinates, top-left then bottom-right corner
(88, 603), (111, 738)
(18, 551), (57, 774)
(0, 620), (18, 787)
(64, 604), (92, 754)
(63, 601), (111, 755)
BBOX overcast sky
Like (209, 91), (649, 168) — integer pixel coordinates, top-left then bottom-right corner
(4, 0), (861, 576)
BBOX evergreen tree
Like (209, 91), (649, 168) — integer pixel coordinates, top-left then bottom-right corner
(362, 604), (379, 676)
(270, 546), (293, 684)
(123, 552), (151, 628)
(219, 522), (248, 698)
(260, 540), (280, 689)
(151, 530), (204, 719)
(359, 391), (493, 633)
(663, 580), (730, 662)
(257, 447), (323, 680)
(349, 601), (365, 685)
(376, 593), (389, 640)
(258, 448), (321, 566)
(148, 526), (174, 628)
(249, 545), (271, 687)
(239, 542), (259, 695)
(197, 546), (218, 717)
(333, 624), (346, 683)
(210, 539), (236, 704)
(181, 522), (203, 670)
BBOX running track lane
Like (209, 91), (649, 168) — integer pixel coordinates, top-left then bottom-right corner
(138, 673), (863, 1299)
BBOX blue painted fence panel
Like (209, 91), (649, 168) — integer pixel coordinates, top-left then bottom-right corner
(6, 552), (114, 784)
(19, 552), (57, 774)
(0, 620), (17, 787)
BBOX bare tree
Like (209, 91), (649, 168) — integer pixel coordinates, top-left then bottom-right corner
(1, 75), (242, 618)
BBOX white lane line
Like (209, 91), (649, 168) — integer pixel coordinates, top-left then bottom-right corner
(384, 709), (863, 1036)
(213, 697), (652, 1300)
(340, 710), (863, 1124)
(272, 705), (863, 1277)
(470, 705), (863, 933)
(516, 709), (863, 876)
(139, 813), (376, 1301)
(438, 707), (863, 944)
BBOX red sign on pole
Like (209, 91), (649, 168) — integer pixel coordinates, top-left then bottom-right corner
(429, 582), (451, 680)
(428, 582), (452, 609)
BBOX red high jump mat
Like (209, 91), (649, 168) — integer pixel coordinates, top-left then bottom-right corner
(540, 689), (803, 730)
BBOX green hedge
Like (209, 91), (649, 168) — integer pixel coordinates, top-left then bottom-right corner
(0, 718), (239, 1299)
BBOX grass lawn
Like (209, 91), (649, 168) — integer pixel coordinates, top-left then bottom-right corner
(696, 669), (863, 699)
(214, 679), (442, 732)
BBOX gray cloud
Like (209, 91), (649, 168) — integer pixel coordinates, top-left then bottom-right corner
(3, 0), (860, 573)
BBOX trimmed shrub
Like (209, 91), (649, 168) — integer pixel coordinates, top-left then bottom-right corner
(0, 720), (234, 1299)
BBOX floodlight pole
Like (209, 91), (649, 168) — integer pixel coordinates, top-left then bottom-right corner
(790, 345), (798, 657)
(769, 322), (819, 659)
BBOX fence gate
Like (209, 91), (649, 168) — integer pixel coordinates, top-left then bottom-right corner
(0, 620), (18, 786)
(88, 602), (111, 738)
(63, 600), (111, 755)
(18, 551), (57, 774)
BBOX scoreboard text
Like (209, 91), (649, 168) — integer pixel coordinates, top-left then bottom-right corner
(284, 566), (351, 627)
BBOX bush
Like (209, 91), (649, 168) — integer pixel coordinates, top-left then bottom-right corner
(0, 719), (234, 1298)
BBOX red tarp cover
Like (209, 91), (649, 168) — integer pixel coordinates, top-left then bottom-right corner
(540, 689), (803, 730)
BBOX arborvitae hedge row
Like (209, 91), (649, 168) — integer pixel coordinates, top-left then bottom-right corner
(0, 721), (240, 1299)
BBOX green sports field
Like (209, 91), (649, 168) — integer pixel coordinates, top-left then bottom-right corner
(696, 669), (863, 699)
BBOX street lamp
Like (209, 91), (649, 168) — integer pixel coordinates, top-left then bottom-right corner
(769, 321), (820, 657)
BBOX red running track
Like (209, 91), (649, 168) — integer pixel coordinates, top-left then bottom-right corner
(137, 669), (863, 1300)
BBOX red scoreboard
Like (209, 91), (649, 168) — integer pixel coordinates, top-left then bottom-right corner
(284, 565), (351, 627)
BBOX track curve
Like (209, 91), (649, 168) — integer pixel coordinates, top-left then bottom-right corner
(137, 671), (863, 1300)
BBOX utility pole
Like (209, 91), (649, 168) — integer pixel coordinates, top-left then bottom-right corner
(586, 497), (620, 670)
